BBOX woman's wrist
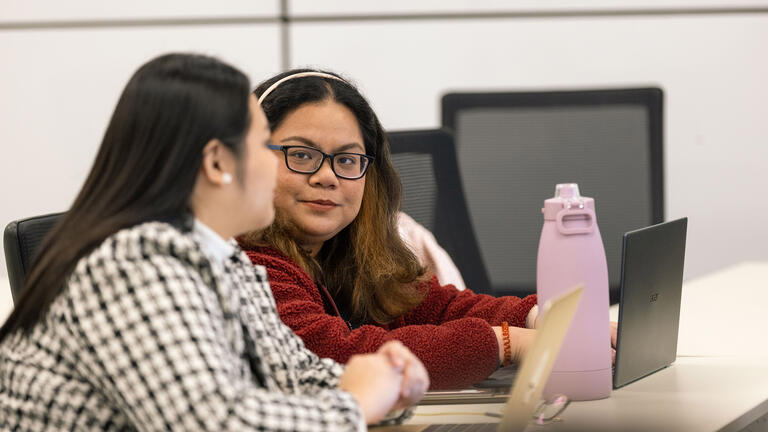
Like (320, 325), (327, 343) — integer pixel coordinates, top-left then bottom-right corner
(507, 326), (536, 363)
(493, 324), (535, 365)
(500, 322), (513, 366)
(491, 325), (513, 366)
(492, 326), (505, 364)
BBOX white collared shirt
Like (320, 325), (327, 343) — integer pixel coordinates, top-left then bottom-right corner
(193, 219), (235, 264)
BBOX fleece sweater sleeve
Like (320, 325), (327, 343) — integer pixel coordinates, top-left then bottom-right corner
(246, 249), (500, 389)
(405, 276), (538, 328)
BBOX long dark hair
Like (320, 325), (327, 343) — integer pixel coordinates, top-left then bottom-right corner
(0, 53), (251, 341)
(239, 69), (426, 325)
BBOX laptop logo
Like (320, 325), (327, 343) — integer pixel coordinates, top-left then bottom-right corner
(650, 293), (659, 302)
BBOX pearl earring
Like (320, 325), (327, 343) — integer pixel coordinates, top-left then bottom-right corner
(221, 173), (232, 184)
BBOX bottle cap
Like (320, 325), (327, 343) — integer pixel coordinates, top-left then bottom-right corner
(542, 183), (595, 220)
(555, 183), (580, 199)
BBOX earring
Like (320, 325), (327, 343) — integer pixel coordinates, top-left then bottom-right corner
(221, 173), (232, 184)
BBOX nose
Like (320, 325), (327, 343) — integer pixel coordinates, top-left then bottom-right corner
(308, 157), (338, 188)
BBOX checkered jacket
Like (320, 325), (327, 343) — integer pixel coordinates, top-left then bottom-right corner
(0, 222), (364, 431)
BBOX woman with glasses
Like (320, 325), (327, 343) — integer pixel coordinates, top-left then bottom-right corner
(0, 55), (427, 430)
(238, 69), (540, 390)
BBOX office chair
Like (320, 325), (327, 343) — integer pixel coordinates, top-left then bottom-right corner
(442, 88), (664, 302)
(4, 212), (64, 302)
(388, 129), (493, 295)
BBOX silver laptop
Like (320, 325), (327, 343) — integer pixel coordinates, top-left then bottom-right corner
(374, 285), (584, 432)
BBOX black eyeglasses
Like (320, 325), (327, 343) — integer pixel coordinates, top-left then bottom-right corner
(268, 144), (374, 180)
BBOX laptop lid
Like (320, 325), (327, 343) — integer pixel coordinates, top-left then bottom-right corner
(379, 286), (583, 432)
(500, 285), (584, 431)
(613, 218), (687, 389)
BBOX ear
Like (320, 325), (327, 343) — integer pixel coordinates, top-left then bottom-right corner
(200, 139), (236, 186)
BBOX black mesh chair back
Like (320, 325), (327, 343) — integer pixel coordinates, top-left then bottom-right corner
(388, 129), (492, 295)
(3, 212), (64, 302)
(442, 88), (664, 301)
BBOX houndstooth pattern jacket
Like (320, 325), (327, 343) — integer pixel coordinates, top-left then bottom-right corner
(0, 221), (365, 431)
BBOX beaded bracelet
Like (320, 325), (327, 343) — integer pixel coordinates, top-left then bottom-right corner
(501, 321), (513, 366)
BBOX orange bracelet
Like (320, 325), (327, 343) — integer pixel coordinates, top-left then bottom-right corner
(501, 321), (513, 366)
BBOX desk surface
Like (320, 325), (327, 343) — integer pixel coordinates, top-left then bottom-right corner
(376, 356), (768, 432)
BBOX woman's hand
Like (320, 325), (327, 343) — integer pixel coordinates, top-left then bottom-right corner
(338, 341), (429, 424)
(339, 352), (403, 424)
(492, 325), (536, 365)
(377, 340), (430, 410)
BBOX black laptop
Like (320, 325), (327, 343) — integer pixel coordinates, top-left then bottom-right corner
(613, 217), (688, 389)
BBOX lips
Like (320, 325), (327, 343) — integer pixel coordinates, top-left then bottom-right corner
(300, 199), (339, 211)
(306, 199), (337, 206)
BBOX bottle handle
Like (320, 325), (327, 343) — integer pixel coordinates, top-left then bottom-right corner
(555, 208), (595, 235)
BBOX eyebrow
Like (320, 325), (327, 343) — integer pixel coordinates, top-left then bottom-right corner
(280, 136), (365, 153)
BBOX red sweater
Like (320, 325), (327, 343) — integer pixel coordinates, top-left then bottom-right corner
(244, 246), (537, 389)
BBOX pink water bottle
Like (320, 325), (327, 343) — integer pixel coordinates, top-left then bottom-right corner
(537, 183), (611, 401)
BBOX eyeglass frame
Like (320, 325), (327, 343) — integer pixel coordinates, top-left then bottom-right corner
(267, 143), (375, 180)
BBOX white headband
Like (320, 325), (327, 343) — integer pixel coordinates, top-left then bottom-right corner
(257, 71), (346, 104)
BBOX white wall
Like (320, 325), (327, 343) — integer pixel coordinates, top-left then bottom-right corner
(289, 12), (768, 281)
(288, 0), (768, 14)
(0, 0), (279, 22)
(2, 1), (768, 318)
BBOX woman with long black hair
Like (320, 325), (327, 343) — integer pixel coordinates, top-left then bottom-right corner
(0, 54), (427, 430)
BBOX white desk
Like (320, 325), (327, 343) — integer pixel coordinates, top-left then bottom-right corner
(381, 356), (768, 432)
(379, 261), (768, 432)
